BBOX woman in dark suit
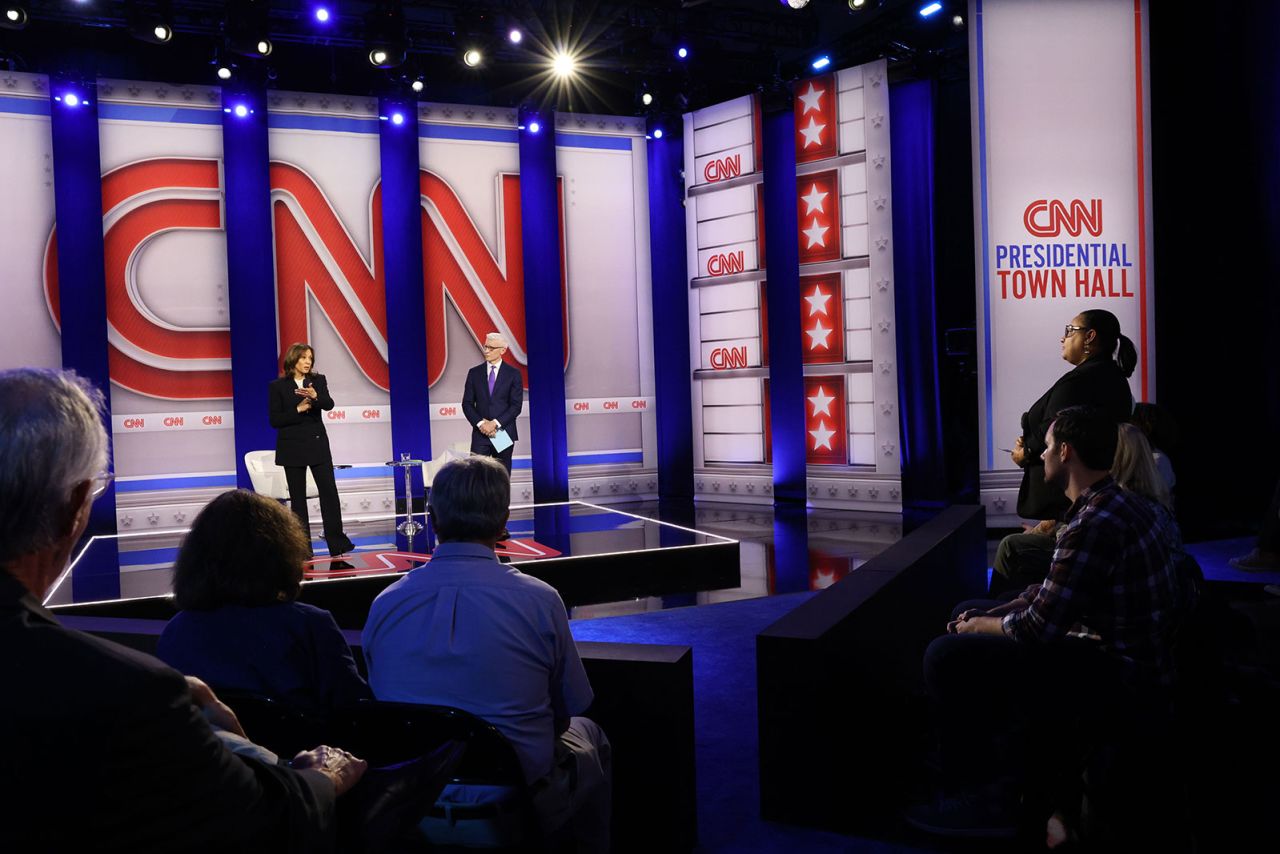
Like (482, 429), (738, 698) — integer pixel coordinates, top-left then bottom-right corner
(268, 342), (354, 557)
(1012, 308), (1136, 520)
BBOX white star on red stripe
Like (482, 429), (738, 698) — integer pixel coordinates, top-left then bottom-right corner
(805, 285), (831, 316)
(800, 183), (828, 215)
(802, 217), (829, 248)
(809, 421), (835, 451)
(798, 83), (825, 114)
(805, 320), (832, 350)
(808, 385), (835, 416)
(799, 116), (826, 148)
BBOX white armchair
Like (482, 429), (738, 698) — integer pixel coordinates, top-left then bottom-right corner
(421, 442), (472, 488)
(244, 450), (318, 500)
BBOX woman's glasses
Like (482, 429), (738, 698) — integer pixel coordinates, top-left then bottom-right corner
(1063, 324), (1087, 338)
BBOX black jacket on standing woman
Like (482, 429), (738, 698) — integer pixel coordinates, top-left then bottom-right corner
(1017, 357), (1133, 520)
(268, 373), (335, 467)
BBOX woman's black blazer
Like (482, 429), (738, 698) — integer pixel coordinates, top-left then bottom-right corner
(268, 373), (336, 468)
(1016, 357), (1133, 520)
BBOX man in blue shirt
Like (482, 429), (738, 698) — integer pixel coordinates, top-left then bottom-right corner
(362, 456), (610, 852)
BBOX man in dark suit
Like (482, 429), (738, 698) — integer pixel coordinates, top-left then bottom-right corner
(0, 368), (365, 852)
(461, 332), (524, 475)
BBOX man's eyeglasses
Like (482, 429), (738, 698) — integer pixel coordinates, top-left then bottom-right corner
(482, 344), (505, 351)
(1063, 324), (1088, 338)
(90, 470), (115, 499)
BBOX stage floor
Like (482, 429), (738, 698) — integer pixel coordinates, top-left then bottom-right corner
(46, 501), (748, 627)
(46, 500), (908, 628)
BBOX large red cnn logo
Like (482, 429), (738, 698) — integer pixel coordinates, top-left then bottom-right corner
(44, 158), (568, 399)
(1023, 199), (1103, 238)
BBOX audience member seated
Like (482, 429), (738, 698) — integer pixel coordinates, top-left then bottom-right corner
(990, 420), (1176, 595)
(908, 406), (1190, 842)
(1129, 401), (1178, 495)
(0, 368), (366, 852)
(362, 456), (611, 852)
(158, 489), (372, 715)
(1112, 422), (1172, 510)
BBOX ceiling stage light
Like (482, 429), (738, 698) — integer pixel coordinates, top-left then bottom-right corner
(508, 28), (523, 45)
(411, 79), (424, 93)
(314, 7), (331, 24)
(919, 2), (943, 17)
(552, 51), (576, 78)
(848, 0), (867, 9)
(784, 0), (811, 8)
(217, 66), (232, 80)
(676, 46), (688, 60)
(2, 7), (27, 30)
(463, 48), (483, 67)
(641, 92), (653, 106)
(653, 128), (664, 139)
(528, 120), (541, 134)
(811, 55), (831, 70)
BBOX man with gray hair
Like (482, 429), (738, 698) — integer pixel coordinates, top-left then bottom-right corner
(363, 456), (611, 852)
(461, 331), (524, 475)
(0, 368), (365, 852)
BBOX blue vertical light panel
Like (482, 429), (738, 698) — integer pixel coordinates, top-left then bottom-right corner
(646, 122), (695, 501)
(761, 104), (807, 504)
(519, 108), (569, 503)
(222, 84), (281, 489)
(379, 96), (431, 521)
(889, 80), (948, 528)
(49, 78), (119, 600)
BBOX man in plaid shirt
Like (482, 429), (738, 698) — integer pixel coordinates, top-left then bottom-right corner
(908, 405), (1189, 840)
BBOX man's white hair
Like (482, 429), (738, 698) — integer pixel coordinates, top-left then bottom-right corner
(484, 332), (507, 348)
(0, 369), (108, 564)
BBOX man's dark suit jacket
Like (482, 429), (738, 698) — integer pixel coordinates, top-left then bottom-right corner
(1017, 356), (1134, 520)
(461, 360), (524, 455)
(0, 571), (335, 853)
(269, 373), (336, 468)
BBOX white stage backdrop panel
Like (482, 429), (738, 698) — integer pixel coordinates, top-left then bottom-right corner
(555, 114), (654, 473)
(684, 94), (765, 469)
(791, 60), (899, 481)
(418, 106), (656, 480)
(94, 80), (235, 483)
(684, 62), (901, 510)
(0, 74), (61, 372)
(970, 0), (1155, 521)
(267, 91), (392, 474)
(416, 103), (533, 476)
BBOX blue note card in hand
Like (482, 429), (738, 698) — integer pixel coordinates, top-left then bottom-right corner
(489, 429), (513, 452)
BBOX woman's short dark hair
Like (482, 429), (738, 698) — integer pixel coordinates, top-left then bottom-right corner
(281, 342), (314, 377)
(173, 489), (309, 610)
(1078, 308), (1137, 378)
(428, 456), (510, 543)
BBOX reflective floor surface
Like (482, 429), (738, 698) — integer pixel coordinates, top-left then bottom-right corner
(45, 499), (903, 626)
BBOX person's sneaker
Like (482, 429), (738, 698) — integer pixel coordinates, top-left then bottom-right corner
(1229, 549), (1280, 571)
(903, 788), (1019, 839)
